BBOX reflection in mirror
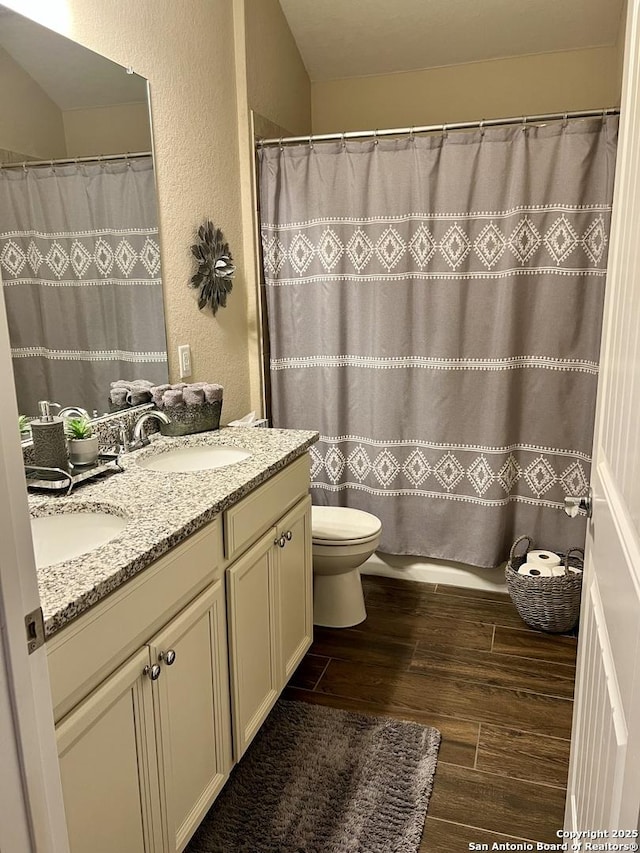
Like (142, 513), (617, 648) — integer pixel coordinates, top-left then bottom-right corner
(0, 5), (169, 418)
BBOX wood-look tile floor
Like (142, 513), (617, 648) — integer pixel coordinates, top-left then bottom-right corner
(284, 574), (577, 851)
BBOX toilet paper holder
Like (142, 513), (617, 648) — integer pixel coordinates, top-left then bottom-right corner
(564, 488), (593, 518)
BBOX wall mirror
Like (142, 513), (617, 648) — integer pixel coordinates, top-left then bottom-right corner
(0, 5), (169, 422)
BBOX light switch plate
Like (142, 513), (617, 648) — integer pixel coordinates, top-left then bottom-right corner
(178, 344), (192, 378)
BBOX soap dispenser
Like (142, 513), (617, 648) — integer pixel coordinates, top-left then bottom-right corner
(30, 400), (68, 470)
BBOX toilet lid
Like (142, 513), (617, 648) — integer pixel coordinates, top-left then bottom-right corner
(311, 506), (382, 543)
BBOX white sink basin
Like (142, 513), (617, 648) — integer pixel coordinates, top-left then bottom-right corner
(31, 512), (128, 569)
(138, 445), (252, 473)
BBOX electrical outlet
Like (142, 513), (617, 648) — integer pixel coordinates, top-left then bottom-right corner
(178, 344), (192, 378)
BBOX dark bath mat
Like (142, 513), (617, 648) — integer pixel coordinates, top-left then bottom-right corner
(186, 698), (441, 853)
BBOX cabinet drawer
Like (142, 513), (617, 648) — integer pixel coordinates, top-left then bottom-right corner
(47, 517), (223, 723)
(224, 454), (309, 562)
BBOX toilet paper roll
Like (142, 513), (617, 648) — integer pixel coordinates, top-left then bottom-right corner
(522, 564), (583, 578)
(549, 565), (567, 577)
(517, 562), (555, 577)
(527, 549), (561, 568)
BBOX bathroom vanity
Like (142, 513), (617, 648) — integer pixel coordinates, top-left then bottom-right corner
(34, 427), (317, 853)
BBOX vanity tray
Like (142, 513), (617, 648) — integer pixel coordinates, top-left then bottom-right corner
(25, 452), (123, 496)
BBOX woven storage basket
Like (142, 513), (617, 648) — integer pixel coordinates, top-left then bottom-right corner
(505, 535), (584, 633)
(158, 399), (222, 437)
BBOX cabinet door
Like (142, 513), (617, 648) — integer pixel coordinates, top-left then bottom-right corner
(149, 579), (232, 853)
(275, 496), (313, 686)
(56, 647), (161, 853)
(227, 530), (279, 759)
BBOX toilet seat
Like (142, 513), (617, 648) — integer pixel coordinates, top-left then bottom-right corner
(311, 506), (382, 546)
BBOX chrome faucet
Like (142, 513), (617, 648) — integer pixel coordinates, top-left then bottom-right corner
(58, 406), (90, 420)
(132, 410), (171, 448)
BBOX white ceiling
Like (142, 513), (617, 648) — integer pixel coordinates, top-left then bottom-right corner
(278, 0), (625, 82)
(0, 5), (147, 110)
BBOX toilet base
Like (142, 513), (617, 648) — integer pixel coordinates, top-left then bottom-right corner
(313, 568), (366, 628)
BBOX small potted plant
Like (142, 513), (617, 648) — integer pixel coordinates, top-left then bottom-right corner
(65, 417), (99, 466)
(18, 415), (30, 437)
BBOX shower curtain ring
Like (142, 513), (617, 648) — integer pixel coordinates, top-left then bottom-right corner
(279, 137), (283, 151)
(479, 119), (485, 137)
(373, 129), (379, 145)
(602, 109), (607, 125)
(442, 124), (448, 139)
(562, 113), (568, 128)
(409, 126), (415, 141)
(521, 116), (528, 133)
(309, 135), (314, 150)
(341, 132), (346, 149)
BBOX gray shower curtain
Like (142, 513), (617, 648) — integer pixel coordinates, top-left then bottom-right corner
(0, 157), (168, 416)
(259, 118), (617, 567)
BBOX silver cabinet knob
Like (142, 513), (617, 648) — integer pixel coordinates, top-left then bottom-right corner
(143, 664), (161, 681)
(275, 534), (286, 548)
(285, 530), (292, 541)
(159, 649), (176, 666)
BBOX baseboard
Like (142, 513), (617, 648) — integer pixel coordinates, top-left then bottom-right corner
(361, 551), (508, 593)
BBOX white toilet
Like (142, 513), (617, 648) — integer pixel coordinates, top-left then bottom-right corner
(311, 506), (382, 628)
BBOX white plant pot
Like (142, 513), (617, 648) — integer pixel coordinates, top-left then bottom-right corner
(68, 436), (99, 467)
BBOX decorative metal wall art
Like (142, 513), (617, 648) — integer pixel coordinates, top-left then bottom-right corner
(189, 221), (235, 314)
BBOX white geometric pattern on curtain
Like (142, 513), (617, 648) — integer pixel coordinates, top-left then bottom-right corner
(0, 157), (168, 416)
(259, 119), (618, 567)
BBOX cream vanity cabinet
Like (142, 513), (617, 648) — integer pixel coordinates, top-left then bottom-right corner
(49, 519), (232, 853)
(46, 452), (313, 853)
(227, 492), (312, 757)
(226, 453), (313, 757)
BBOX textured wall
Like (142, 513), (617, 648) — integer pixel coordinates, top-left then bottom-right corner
(5, 0), (252, 422)
(0, 44), (66, 159)
(616, 0), (629, 93)
(63, 102), (152, 158)
(244, 0), (311, 136)
(233, 0), (311, 417)
(312, 47), (623, 133)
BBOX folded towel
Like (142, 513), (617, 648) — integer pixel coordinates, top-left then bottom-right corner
(151, 382), (223, 409)
(162, 389), (184, 407)
(183, 387), (205, 406)
(112, 378), (155, 387)
(110, 388), (128, 406)
(127, 390), (153, 406)
(150, 384), (170, 406)
(204, 383), (223, 403)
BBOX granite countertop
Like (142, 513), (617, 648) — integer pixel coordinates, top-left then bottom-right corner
(30, 427), (318, 638)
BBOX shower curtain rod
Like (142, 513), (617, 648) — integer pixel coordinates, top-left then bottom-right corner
(257, 107), (620, 147)
(0, 151), (152, 169)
